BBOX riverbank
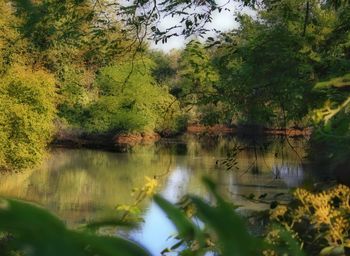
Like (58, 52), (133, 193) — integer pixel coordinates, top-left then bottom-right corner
(52, 129), (161, 152)
(52, 124), (312, 152)
(187, 124), (312, 138)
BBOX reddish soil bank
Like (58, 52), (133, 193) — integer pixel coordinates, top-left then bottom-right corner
(187, 124), (312, 137)
(263, 127), (312, 137)
(187, 124), (236, 134)
(52, 130), (161, 151)
(52, 125), (312, 151)
(114, 132), (161, 146)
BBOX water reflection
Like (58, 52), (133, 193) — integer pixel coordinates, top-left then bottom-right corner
(0, 148), (176, 225)
(272, 165), (304, 187)
(129, 136), (308, 254)
(0, 135), (309, 254)
(130, 168), (191, 255)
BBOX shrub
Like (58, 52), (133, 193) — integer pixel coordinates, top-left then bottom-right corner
(269, 185), (350, 255)
(0, 65), (56, 170)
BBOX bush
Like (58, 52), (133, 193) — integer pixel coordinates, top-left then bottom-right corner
(269, 185), (350, 255)
(0, 65), (56, 170)
(83, 96), (148, 133)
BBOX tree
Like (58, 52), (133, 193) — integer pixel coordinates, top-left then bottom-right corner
(177, 40), (218, 103)
(83, 58), (182, 134)
(210, 0), (347, 126)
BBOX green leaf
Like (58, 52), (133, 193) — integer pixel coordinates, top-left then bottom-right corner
(320, 246), (345, 256)
(153, 195), (196, 240)
(0, 198), (150, 256)
(187, 177), (266, 256)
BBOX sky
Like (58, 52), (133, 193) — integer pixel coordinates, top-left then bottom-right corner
(149, 0), (254, 52)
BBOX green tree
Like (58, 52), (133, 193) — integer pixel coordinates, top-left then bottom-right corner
(84, 58), (182, 134)
(177, 40), (218, 105)
(211, 0), (346, 127)
(0, 1), (29, 74)
(8, 0), (136, 128)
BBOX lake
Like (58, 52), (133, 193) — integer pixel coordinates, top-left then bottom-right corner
(0, 134), (310, 255)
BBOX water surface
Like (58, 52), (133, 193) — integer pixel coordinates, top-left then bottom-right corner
(0, 135), (309, 255)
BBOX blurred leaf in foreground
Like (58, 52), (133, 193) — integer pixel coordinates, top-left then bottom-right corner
(0, 198), (149, 256)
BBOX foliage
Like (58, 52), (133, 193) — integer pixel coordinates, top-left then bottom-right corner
(0, 177), (308, 256)
(11, 0), (129, 67)
(315, 74), (350, 91)
(4, 0), (138, 128)
(150, 50), (179, 85)
(302, 4), (350, 183)
(0, 1), (29, 75)
(269, 184), (350, 255)
(117, 0), (221, 44)
(56, 64), (95, 126)
(117, 0), (350, 45)
(310, 97), (350, 175)
(155, 178), (304, 256)
(177, 41), (218, 104)
(212, 1), (325, 126)
(0, 65), (56, 170)
(2, 0), (348, 162)
(309, 71), (350, 182)
(0, 1), (349, 256)
(116, 176), (159, 222)
(83, 58), (183, 134)
(0, 0), (142, 170)
(153, 41), (221, 125)
(0, 198), (149, 256)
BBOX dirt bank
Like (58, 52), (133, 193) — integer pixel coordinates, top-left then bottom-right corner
(52, 129), (161, 152)
(263, 127), (312, 137)
(187, 124), (312, 138)
(114, 132), (161, 146)
(187, 124), (235, 134)
(52, 124), (312, 151)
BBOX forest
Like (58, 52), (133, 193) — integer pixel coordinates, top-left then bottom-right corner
(0, 0), (349, 255)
